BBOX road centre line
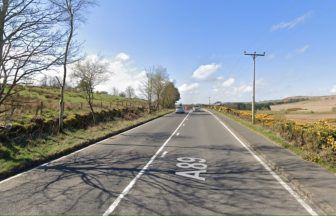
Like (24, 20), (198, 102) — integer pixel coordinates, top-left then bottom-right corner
(103, 111), (191, 216)
(206, 109), (318, 216)
(161, 151), (168, 158)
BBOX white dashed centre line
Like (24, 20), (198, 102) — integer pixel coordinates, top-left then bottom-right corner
(161, 151), (168, 158)
(103, 112), (190, 216)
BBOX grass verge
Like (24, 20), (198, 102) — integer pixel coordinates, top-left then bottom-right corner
(212, 109), (336, 173)
(0, 110), (172, 180)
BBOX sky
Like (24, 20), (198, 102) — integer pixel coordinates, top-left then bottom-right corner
(76, 0), (336, 104)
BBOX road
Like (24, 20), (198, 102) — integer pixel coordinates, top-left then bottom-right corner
(0, 110), (316, 215)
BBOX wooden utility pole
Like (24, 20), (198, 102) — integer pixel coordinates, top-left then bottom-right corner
(244, 51), (265, 124)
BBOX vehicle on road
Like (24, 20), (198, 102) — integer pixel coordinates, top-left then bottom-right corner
(193, 104), (202, 112)
(175, 105), (185, 114)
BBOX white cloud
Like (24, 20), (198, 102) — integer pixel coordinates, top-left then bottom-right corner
(286, 44), (310, 59)
(94, 53), (146, 96)
(179, 83), (199, 93)
(331, 85), (336, 94)
(192, 63), (221, 80)
(222, 78), (235, 87)
(235, 84), (252, 93)
(297, 45), (310, 53)
(115, 52), (130, 61)
(271, 11), (312, 32)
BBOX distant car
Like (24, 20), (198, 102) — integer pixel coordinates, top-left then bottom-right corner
(193, 104), (202, 112)
(175, 106), (185, 114)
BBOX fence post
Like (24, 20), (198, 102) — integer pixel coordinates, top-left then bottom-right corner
(35, 104), (39, 116)
(40, 101), (43, 115)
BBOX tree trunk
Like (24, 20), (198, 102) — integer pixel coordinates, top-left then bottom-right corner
(0, 0), (9, 104)
(59, 9), (74, 133)
(88, 91), (96, 124)
(88, 100), (95, 124)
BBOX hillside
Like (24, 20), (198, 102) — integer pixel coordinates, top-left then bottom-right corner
(0, 86), (146, 124)
(270, 95), (336, 113)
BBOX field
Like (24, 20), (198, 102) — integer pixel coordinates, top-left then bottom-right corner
(270, 95), (336, 124)
(0, 86), (146, 125)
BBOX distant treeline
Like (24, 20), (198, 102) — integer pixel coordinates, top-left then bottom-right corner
(223, 97), (309, 111)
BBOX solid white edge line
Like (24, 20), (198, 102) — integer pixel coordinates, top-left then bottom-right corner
(0, 112), (174, 186)
(103, 111), (191, 216)
(206, 109), (318, 216)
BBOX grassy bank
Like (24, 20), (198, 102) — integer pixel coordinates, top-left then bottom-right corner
(0, 109), (171, 180)
(1, 86), (146, 125)
(211, 108), (336, 173)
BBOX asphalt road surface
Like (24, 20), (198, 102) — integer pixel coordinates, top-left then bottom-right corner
(0, 110), (317, 215)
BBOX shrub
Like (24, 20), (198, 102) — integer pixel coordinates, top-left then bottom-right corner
(211, 105), (336, 165)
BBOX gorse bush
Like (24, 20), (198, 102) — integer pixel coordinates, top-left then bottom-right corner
(212, 106), (336, 166)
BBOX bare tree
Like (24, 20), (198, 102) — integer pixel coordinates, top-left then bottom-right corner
(50, 0), (95, 132)
(112, 87), (119, 96)
(0, 0), (62, 113)
(139, 68), (154, 113)
(152, 66), (168, 110)
(40, 75), (49, 87)
(72, 56), (108, 124)
(49, 76), (61, 87)
(125, 86), (135, 99)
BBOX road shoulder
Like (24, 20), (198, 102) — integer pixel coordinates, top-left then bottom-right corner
(210, 109), (336, 215)
(0, 110), (173, 182)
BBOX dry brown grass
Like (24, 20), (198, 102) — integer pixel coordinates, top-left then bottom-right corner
(271, 95), (336, 113)
(285, 113), (336, 124)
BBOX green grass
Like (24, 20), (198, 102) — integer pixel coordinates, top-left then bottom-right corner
(0, 109), (172, 179)
(212, 109), (336, 173)
(2, 86), (146, 124)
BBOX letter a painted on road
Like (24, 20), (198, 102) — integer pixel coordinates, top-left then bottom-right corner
(175, 170), (206, 181)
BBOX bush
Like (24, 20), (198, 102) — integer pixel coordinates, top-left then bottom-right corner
(211, 105), (336, 166)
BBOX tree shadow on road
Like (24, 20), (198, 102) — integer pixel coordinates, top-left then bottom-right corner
(0, 132), (309, 215)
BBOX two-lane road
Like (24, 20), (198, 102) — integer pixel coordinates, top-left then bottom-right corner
(0, 110), (316, 215)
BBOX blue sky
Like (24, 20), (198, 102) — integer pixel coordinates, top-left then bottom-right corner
(78, 0), (336, 103)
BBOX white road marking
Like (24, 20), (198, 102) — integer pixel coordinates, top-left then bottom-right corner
(103, 111), (191, 216)
(207, 110), (318, 216)
(183, 124), (185, 127)
(0, 112), (174, 186)
(161, 151), (168, 158)
(176, 157), (207, 181)
(176, 132), (180, 136)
